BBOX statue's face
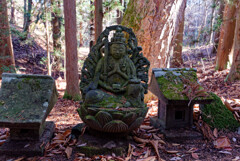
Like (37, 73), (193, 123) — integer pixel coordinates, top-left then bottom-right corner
(110, 43), (126, 60)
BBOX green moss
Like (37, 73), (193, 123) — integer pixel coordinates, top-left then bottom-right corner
(63, 91), (81, 101)
(202, 93), (239, 131)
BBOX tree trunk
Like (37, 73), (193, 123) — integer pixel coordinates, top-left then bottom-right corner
(79, 21), (84, 47)
(10, 0), (16, 24)
(94, 0), (103, 43)
(63, 0), (80, 100)
(44, 0), (51, 76)
(215, 2), (236, 71)
(209, 0), (216, 44)
(89, 0), (94, 48)
(117, 0), (123, 24)
(0, 0), (15, 77)
(23, 0), (32, 33)
(23, 0), (27, 28)
(122, 0), (187, 72)
(51, 0), (62, 75)
(210, 0), (224, 51)
(226, 2), (240, 82)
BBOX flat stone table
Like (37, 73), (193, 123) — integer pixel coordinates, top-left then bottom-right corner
(0, 73), (58, 156)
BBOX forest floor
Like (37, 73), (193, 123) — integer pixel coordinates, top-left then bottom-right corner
(1, 33), (240, 160)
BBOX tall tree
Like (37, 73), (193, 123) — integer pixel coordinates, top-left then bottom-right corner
(226, 2), (240, 81)
(10, 0), (16, 24)
(122, 0), (187, 72)
(0, 0), (15, 77)
(51, 0), (62, 76)
(210, 0), (224, 53)
(215, 2), (236, 71)
(23, 0), (33, 35)
(94, 0), (103, 43)
(63, 0), (80, 100)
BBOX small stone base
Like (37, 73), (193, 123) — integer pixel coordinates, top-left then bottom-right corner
(74, 127), (134, 157)
(163, 128), (202, 142)
(0, 121), (55, 157)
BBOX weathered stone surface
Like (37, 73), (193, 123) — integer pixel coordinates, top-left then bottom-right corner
(149, 68), (213, 129)
(0, 121), (55, 157)
(0, 73), (58, 140)
(149, 68), (211, 101)
(78, 25), (150, 133)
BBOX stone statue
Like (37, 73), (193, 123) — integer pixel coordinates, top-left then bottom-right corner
(78, 25), (150, 133)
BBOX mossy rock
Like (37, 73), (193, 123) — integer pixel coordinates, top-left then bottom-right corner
(202, 93), (239, 131)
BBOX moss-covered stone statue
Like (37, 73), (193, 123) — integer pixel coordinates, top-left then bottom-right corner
(78, 25), (150, 133)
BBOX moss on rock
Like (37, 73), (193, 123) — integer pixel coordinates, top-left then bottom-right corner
(202, 93), (239, 131)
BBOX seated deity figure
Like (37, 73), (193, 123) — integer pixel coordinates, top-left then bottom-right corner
(83, 27), (144, 108)
(78, 26), (150, 133)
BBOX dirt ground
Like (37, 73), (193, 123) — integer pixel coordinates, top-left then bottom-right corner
(0, 36), (240, 160)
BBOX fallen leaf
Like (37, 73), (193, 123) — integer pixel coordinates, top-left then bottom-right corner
(214, 136), (231, 150)
(219, 151), (232, 155)
(65, 146), (72, 159)
(0, 140), (5, 146)
(24, 144), (30, 148)
(153, 134), (161, 140)
(133, 136), (149, 144)
(140, 125), (153, 130)
(76, 143), (87, 147)
(191, 153), (199, 159)
(0, 135), (7, 140)
(143, 148), (151, 158)
(149, 140), (161, 160)
(14, 157), (25, 161)
(63, 129), (71, 137)
(53, 133), (65, 140)
(136, 156), (157, 161)
(166, 150), (178, 154)
(169, 157), (181, 161)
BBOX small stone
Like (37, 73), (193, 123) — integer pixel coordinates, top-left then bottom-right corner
(232, 137), (237, 142)
(103, 141), (116, 149)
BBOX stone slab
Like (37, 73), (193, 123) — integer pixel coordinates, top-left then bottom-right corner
(0, 121), (55, 157)
(0, 73), (58, 140)
(73, 124), (134, 157)
(163, 127), (202, 142)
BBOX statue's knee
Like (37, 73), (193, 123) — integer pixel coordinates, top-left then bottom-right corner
(84, 90), (105, 104)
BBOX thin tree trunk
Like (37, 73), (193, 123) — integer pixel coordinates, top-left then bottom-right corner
(10, 0), (16, 24)
(94, 0), (103, 43)
(0, 0), (15, 77)
(79, 21), (84, 47)
(23, 0), (32, 33)
(45, 0), (51, 76)
(226, 2), (240, 82)
(89, 0), (94, 48)
(51, 0), (62, 76)
(63, 0), (80, 99)
(209, 0), (216, 44)
(216, 2), (236, 71)
(23, 0), (27, 28)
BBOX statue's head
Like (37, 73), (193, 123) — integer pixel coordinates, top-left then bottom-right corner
(109, 27), (127, 60)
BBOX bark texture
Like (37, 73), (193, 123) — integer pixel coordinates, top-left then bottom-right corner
(122, 0), (186, 72)
(63, 0), (80, 99)
(0, 0), (15, 77)
(94, 0), (103, 44)
(227, 2), (240, 81)
(216, 2), (236, 71)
